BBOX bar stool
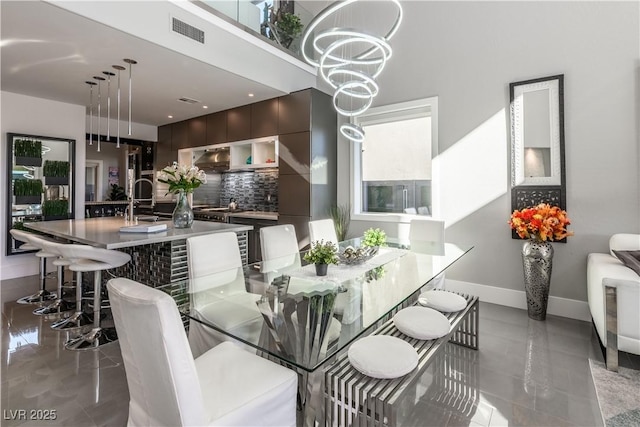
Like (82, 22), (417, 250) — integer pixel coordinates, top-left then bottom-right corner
(9, 229), (57, 305)
(50, 244), (95, 332)
(33, 239), (77, 317)
(58, 245), (130, 350)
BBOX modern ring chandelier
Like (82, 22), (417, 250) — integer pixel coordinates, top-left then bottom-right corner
(301, 0), (402, 143)
(85, 59), (137, 151)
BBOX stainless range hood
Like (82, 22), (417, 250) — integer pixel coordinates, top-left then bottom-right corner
(194, 147), (230, 171)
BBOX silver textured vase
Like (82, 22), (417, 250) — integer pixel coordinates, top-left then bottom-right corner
(522, 239), (554, 321)
(172, 190), (194, 228)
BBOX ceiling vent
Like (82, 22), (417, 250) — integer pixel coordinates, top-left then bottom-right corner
(177, 97), (201, 104)
(172, 17), (205, 44)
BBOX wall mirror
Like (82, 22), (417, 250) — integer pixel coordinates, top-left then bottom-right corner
(510, 74), (565, 187)
(6, 132), (75, 256)
(510, 75), (566, 240)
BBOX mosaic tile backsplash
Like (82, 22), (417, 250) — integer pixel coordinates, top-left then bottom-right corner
(189, 168), (278, 211)
(220, 168), (278, 212)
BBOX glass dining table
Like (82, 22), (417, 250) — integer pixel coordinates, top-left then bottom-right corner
(174, 238), (473, 425)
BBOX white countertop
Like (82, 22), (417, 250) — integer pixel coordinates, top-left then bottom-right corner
(227, 211), (278, 221)
(25, 217), (252, 249)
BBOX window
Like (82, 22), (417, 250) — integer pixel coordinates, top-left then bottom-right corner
(351, 97), (438, 218)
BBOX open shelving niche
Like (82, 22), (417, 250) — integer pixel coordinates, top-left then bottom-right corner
(182, 135), (279, 171)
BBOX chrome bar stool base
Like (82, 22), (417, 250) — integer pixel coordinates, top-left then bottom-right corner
(17, 290), (57, 305)
(33, 299), (75, 317)
(50, 311), (92, 331)
(64, 327), (118, 351)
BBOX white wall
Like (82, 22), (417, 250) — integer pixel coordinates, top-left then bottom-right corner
(338, 2), (639, 302)
(0, 91), (86, 280)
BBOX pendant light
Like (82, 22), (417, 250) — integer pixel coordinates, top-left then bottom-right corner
(301, 0), (403, 143)
(103, 71), (115, 141)
(123, 59), (137, 136)
(85, 81), (97, 146)
(93, 76), (105, 152)
(112, 65), (126, 148)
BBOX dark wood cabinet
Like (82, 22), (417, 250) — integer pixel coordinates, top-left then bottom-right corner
(172, 121), (189, 149)
(206, 111), (227, 145)
(155, 124), (174, 169)
(278, 174), (311, 216)
(188, 116), (206, 148)
(277, 89), (337, 249)
(227, 105), (251, 142)
(251, 98), (279, 138)
(278, 90), (311, 134)
(278, 131), (310, 175)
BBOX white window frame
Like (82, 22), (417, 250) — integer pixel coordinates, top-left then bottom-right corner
(350, 97), (439, 221)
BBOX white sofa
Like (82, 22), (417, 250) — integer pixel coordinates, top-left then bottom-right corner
(587, 234), (640, 370)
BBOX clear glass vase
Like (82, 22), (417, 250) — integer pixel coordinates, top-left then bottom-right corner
(172, 190), (194, 228)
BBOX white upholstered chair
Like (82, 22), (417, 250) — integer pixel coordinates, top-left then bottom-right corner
(259, 224), (301, 277)
(587, 233), (640, 370)
(308, 219), (339, 246)
(409, 219), (446, 289)
(107, 277), (298, 427)
(186, 232), (262, 357)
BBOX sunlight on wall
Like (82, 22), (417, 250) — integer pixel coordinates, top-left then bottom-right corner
(433, 109), (508, 226)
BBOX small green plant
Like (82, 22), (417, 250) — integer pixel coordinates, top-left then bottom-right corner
(12, 220), (27, 231)
(266, 7), (303, 49)
(13, 179), (43, 196)
(42, 199), (68, 217)
(14, 139), (42, 158)
(43, 160), (70, 177)
(106, 184), (127, 201)
(329, 204), (350, 241)
(363, 228), (387, 247)
(304, 240), (339, 265)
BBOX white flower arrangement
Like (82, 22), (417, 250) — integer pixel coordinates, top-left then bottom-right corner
(157, 162), (207, 194)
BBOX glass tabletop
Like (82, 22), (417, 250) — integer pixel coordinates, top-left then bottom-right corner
(175, 238), (473, 372)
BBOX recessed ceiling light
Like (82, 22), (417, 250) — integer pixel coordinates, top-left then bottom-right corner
(203, 105), (208, 109)
(168, 115), (173, 119)
(248, 93), (254, 97)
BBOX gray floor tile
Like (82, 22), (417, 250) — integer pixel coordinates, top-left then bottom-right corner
(1, 279), (617, 427)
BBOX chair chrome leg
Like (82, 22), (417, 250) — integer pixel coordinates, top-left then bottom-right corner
(605, 283), (619, 372)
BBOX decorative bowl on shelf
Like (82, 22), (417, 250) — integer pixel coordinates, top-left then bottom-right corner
(338, 245), (378, 265)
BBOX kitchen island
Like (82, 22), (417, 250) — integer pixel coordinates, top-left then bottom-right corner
(25, 218), (252, 306)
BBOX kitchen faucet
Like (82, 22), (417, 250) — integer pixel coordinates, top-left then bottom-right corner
(126, 168), (155, 223)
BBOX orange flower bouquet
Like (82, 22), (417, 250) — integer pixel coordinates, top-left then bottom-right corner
(509, 203), (573, 241)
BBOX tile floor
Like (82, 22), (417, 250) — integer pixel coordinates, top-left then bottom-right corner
(2, 274), (636, 426)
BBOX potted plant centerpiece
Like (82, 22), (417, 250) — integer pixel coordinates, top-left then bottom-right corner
(362, 227), (387, 255)
(157, 163), (206, 228)
(304, 240), (339, 276)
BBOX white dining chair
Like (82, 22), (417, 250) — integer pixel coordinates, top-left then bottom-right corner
(186, 232), (262, 357)
(107, 277), (298, 427)
(260, 224), (299, 261)
(308, 219), (339, 246)
(409, 218), (446, 289)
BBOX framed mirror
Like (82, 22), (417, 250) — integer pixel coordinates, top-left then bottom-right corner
(6, 132), (75, 256)
(510, 75), (566, 240)
(510, 74), (565, 187)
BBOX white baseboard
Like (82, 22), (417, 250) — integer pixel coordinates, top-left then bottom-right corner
(446, 279), (591, 322)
